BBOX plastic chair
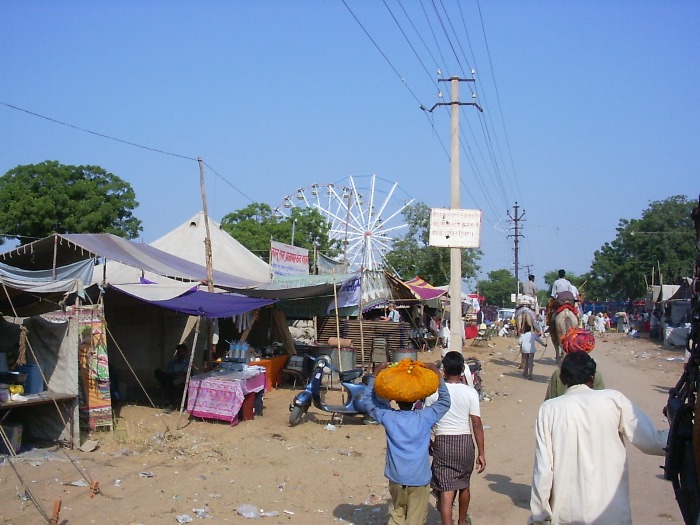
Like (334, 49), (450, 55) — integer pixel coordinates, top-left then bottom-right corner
(280, 355), (306, 389)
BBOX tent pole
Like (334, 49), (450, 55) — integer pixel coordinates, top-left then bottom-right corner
(177, 316), (201, 429)
(198, 157), (215, 369)
(358, 269), (366, 371)
(332, 270), (342, 355)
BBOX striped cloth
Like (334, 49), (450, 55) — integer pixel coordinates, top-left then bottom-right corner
(431, 434), (476, 491)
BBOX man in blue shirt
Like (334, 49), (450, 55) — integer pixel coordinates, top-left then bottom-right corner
(382, 302), (401, 322)
(361, 362), (451, 525)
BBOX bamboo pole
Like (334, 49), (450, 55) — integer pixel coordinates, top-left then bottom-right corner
(198, 157), (215, 369)
(332, 270), (342, 366)
(177, 316), (201, 429)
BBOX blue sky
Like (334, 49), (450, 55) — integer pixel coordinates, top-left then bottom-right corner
(2, 1), (698, 291)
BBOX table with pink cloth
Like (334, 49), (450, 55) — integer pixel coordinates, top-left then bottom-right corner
(186, 367), (266, 425)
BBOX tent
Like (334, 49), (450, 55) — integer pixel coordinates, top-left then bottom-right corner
(0, 234), (274, 405)
(0, 315), (80, 447)
(94, 212), (272, 286)
(403, 277), (448, 301)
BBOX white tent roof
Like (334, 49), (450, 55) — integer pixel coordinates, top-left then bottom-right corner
(151, 212), (271, 283)
(94, 212), (271, 286)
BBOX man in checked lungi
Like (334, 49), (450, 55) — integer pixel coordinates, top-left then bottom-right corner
(425, 352), (486, 525)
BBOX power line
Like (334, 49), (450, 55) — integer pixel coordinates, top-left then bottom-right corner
(0, 101), (255, 205)
(0, 101), (197, 162)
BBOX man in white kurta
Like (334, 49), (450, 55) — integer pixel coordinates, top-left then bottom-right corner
(529, 352), (668, 525)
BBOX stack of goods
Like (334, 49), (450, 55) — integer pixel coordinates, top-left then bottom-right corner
(375, 359), (439, 403)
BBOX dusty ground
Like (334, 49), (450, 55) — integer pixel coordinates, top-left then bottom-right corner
(0, 331), (687, 524)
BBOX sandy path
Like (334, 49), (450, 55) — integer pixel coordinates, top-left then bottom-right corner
(0, 332), (686, 524)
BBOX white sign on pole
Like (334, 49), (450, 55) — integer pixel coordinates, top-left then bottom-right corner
(429, 208), (482, 248)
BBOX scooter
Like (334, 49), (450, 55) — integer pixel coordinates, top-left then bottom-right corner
(288, 355), (369, 427)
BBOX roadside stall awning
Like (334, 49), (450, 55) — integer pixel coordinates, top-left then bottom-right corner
(107, 283), (275, 318)
(404, 276), (448, 301)
(0, 233), (263, 290)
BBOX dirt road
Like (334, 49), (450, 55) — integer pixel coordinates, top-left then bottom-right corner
(0, 332), (686, 524)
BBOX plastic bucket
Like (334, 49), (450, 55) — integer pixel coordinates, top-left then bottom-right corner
(17, 364), (43, 394)
(393, 349), (418, 363)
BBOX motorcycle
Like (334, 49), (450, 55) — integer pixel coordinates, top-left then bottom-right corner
(288, 354), (370, 427)
(465, 357), (483, 398)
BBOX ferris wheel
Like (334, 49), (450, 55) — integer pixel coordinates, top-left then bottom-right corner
(274, 174), (414, 271)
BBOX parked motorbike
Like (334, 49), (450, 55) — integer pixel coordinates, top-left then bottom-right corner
(288, 355), (369, 427)
(465, 357), (483, 398)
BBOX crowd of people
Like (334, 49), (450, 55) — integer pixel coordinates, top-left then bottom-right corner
(354, 269), (669, 525)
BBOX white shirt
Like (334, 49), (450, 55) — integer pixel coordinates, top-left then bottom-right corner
(426, 382), (480, 435)
(518, 332), (546, 354)
(550, 277), (572, 298)
(529, 385), (668, 525)
(570, 285), (579, 300)
(522, 280), (538, 297)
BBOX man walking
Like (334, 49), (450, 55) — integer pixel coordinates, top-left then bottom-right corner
(529, 352), (668, 524)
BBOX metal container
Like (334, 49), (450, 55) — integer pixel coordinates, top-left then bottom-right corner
(392, 349), (418, 363)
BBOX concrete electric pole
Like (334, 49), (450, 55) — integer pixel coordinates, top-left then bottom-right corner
(507, 202), (525, 303)
(424, 75), (482, 353)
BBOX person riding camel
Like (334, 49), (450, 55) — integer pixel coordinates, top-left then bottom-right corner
(546, 270), (578, 327)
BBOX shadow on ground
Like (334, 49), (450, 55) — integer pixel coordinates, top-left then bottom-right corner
(334, 501), (443, 525)
(483, 473), (531, 510)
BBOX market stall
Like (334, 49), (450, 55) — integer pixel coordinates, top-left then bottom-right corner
(186, 367), (266, 425)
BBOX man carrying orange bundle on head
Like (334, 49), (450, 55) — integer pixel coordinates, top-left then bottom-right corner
(544, 327), (605, 400)
(359, 359), (450, 525)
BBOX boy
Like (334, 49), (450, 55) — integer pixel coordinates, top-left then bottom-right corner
(360, 362), (450, 525)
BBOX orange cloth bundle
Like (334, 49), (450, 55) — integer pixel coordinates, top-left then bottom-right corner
(375, 359), (439, 403)
(561, 327), (595, 354)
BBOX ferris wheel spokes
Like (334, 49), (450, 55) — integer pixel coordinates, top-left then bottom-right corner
(275, 175), (413, 270)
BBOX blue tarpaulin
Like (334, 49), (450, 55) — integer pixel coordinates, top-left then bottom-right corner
(109, 284), (275, 318)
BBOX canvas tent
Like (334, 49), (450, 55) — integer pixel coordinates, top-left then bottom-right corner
(0, 234), (274, 406)
(94, 212), (272, 286)
(0, 314), (80, 447)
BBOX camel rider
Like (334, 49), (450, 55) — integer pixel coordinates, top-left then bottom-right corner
(522, 274), (539, 315)
(547, 270), (578, 326)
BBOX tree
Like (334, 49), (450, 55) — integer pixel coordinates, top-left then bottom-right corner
(385, 202), (481, 285)
(477, 269), (516, 308)
(586, 195), (695, 301)
(0, 161), (142, 245)
(220, 203), (339, 264)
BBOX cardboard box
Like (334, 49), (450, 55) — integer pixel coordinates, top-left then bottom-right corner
(0, 422), (22, 455)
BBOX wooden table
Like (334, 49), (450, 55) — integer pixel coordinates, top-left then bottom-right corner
(186, 368), (266, 426)
(251, 355), (288, 391)
(0, 392), (78, 448)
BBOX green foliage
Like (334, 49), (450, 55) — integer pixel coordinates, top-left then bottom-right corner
(0, 161), (142, 245)
(477, 268), (516, 307)
(220, 203), (339, 263)
(386, 202), (482, 285)
(586, 195), (695, 301)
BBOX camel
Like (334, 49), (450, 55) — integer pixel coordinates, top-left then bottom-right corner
(514, 307), (538, 336)
(549, 307), (579, 365)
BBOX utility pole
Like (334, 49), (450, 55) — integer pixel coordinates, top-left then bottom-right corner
(507, 202), (525, 303)
(424, 75), (482, 354)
